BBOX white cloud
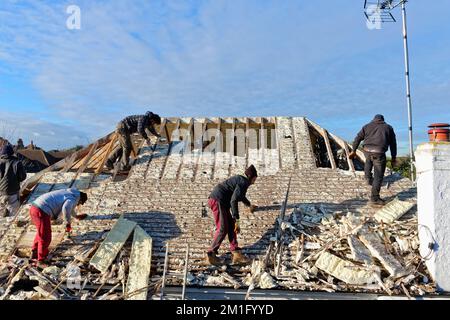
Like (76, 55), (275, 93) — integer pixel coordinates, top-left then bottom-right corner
(0, 110), (91, 150)
(0, 0), (450, 153)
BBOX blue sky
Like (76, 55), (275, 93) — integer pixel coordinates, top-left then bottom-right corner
(0, 0), (449, 153)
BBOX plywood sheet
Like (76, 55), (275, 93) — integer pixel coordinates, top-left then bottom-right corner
(90, 216), (137, 273)
(126, 226), (152, 300)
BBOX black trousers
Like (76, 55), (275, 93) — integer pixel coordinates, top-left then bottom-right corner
(364, 152), (386, 201)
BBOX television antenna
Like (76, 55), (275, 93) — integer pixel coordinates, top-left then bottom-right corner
(364, 0), (415, 181)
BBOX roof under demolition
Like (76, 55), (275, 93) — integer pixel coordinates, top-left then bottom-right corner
(0, 117), (435, 300)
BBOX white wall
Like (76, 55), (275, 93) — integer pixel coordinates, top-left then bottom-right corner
(416, 142), (450, 292)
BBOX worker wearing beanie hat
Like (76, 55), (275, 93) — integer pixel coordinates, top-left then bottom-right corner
(1, 143), (26, 217)
(244, 164), (258, 180)
(105, 111), (163, 172)
(206, 165), (259, 266)
(0, 144), (14, 157)
(349, 114), (397, 207)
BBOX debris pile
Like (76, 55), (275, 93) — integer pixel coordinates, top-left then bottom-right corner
(240, 199), (436, 297)
(0, 216), (161, 300)
(0, 199), (437, 300)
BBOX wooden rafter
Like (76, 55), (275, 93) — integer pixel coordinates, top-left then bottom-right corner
(20, 132), (116, 195)
(326, 133), (356, 172)
(202, 118), (210, 151)
(85, 144), (111, 169)
(343, 143), (356, 172)
(321, 128), (337, 170)
(274, 117), (282, 170)
(245, 117), (250, 168)
(259, 117), (267, 163)
(174, 118), (181, 142)
(163, 119), (171, 144)
(76, 141), (99, 174)
(186, 118), (194, 153)
(215, 118), (222, 153)
(95, 133), (118, 174)
(230, 118), (236, 158)
(328, 131), (366, 164)
(62, 152), (79, 173)
(307, 119), (366, 164)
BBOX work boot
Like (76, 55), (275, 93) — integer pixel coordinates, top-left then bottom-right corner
(231, 250), (251, 266)
(35, 260), (51, 269)
(118, 163), (131, 172)
(29, 249), (38, 260)
(206, 252), (224, 266)
(369, 198), (386, 207)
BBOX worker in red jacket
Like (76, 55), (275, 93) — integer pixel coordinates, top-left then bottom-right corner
(206, 165), (258, 266)
(29, 188), (88, 267)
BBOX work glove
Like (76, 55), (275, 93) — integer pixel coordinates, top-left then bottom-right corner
(234, 220), (240, 234)
(349, 151), (357, 160)
(76, 213), (88, 221)
(391, 158), (397, 168)
(249, 204), (258, 213)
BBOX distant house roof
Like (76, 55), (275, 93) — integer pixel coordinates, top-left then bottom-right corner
(15, 153), (48, 173)
(17, 149), (59, 167)
(48, 150), (74, 160)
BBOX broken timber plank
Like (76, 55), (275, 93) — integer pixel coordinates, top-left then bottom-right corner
(358, 226), (408, 278)
(374, 198), (415, 224)
(327, 133), (355, 172)
(90, 216), (137, 274)
(343, 143), (356, 172)
(62, 152), (79, 172)
(315, 251), (378, 285)
(347, 236), (372, 265)
(126, 226), (153, 301)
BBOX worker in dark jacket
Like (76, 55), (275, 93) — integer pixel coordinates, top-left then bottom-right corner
(0, 144), (27, 217)
(30, 188), (88, 267)
(206, 165), (258, 266)
(349, 114), (397, 206)
(106, 111), (162, 171)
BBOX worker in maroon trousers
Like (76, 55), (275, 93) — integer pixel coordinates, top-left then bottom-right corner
(207, 165), (258, 266)
(29, 188), (89, 267)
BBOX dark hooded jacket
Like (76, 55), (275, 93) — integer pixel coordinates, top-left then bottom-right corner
(352, 117), (397, 159)
(209, 175), (251, 220)
(119, 112), (159, 140)
(0, 155), (27, 195)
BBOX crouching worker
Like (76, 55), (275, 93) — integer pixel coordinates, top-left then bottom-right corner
(29, 188), (88, 267)
(206, 165), (258, 266)
(105, 111), (162, 172)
